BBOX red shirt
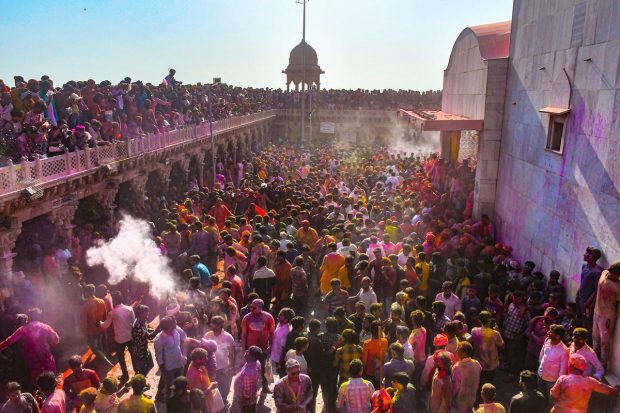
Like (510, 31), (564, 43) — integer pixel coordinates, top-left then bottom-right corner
(226, 275), (244, 307)
(241, 311), (275, 350)
(63, 369), (100, 400)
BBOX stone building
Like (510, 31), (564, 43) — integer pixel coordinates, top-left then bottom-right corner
(436, 0), (620, 384)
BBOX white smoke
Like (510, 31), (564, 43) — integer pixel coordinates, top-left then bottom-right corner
(386, 115), (440, 156)
(86, 214), (176, 299)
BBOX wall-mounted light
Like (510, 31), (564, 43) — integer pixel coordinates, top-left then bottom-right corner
(539, 67), (546, 70)
(583, 58), (592, 62)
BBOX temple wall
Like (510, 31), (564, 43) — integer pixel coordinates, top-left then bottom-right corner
(495, 0), (620, 383)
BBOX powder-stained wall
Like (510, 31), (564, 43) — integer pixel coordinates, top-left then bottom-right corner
(495, 0), (620, 381)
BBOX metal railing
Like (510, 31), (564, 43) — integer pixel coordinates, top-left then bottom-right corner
(0, 110), (277, 197)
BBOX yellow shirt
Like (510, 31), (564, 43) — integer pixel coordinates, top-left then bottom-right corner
(416, 262), (430, 295)
(118, 395), (155, 413)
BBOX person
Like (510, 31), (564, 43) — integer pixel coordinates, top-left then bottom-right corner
(285, 337), (310, 374)
(0, 308), (60, 384)
(252, 257), (276, 311)
(382, 343), (415, 388)
(166, 376), (191, 413)
(318, 317), (342, 413)
(451, 342), (482, 413)
(429, 351), (452, 413)
(549, 353), (619, 413)
(576, 247), (602, 326)
(389, 372), (416, 413)
(408, 309), (427, 386)
(232, 346), (263, 413)
(240, 298), (275, 392)
(320, 244), (346, 295)
(537, 324), (568, 399)
(99, 291), (136, 381)
(204, 315), (235, 401)
(154, 316), (187, 402)
(568, 328), (604, 380)
(435, 281), (461, 320)
(271, 308), (294, 376)
(93, 377), (119, 413)
(77, 388), (97, 413)
(502, 290), (528, 377)
(290, 256), (309, 316)
(470, 310), (504, 385)
(273, 249), (293, 299)
(336, 359), (375, 413)
(474, 383), (504, 413)
(131, 305), (156, 377)
(507, 370), (546, 413)
(117, 375), (155, 413)
(164, 68), (177, 88)
(324, 278), (350, 317)
(273, 359), (314, 413)
(334, 329), (363, 385)
(36, 371), (65, 413)
(186, 347), (218, 396)
(589, 262), (620, 369)
(395, 325), (414, 361)
(189, 255), (211, 289)
(0, 382), (39, 413)
(356, 277), (378, 311)
(297, 220), (319, 250)
(63, 355), (101, 413)
(303, 319), (325, 413)
(80, 284), (113, 368)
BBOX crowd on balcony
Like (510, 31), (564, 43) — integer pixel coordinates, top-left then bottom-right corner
(0, 71), (442, 165)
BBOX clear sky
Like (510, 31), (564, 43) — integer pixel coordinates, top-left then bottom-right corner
(0, 0), (513, 91)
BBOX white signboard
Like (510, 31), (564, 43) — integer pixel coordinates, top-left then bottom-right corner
(320, 122), (336, 134)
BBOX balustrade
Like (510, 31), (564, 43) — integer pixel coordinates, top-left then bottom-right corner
(0, 110), (276, 196)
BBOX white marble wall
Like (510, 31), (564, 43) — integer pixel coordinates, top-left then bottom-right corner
(496, 0), (620, 382)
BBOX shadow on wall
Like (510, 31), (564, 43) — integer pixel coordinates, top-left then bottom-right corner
(495, 69), (619, 297)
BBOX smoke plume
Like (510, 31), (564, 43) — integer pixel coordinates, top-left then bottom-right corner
(86, 214), (176, 299)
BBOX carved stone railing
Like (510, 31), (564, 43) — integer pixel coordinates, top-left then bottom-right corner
(0, 110), (276, 197)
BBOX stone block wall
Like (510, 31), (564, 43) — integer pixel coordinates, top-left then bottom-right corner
(495, 0), (620, 382)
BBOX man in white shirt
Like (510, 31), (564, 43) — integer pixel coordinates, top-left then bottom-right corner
(100, 291), (136, 381)
(204, 316), (236, 400)
(385, 171), (400, 188)
(538, 324), (568, 399)
(568, 328), (604, 381)
(435, 281), (461, 320)
(356, 277), (378, 311)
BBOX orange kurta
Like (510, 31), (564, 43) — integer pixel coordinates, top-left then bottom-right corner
(320, 252), (346, 294)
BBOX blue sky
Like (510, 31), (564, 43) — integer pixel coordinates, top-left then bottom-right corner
(0, 0), (513, 90)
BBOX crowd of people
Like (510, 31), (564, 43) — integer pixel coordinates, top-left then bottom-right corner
(1, 137), (619, 413)
(0, 71), (441, 165)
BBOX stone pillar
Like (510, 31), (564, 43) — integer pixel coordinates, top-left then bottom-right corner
(129, 174), (148, 200)
(158, 164), (173, 190)
(473, 131), (501, 219)
(473, 59), (508, 220)
(178, 156), (191, 180)
(49, 200), (79, 241)
(0, 219), (22, 284)
(95, 179), (120, 231)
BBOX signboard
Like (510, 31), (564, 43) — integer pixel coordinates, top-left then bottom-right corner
(320, 122), (336, 134)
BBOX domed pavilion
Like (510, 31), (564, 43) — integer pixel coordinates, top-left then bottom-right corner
(283, 39), (324, 92)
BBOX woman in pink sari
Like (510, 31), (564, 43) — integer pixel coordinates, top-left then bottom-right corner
(0, 307), (60, 383)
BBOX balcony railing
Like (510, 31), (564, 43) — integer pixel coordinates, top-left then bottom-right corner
(0, 110), (277, 197)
